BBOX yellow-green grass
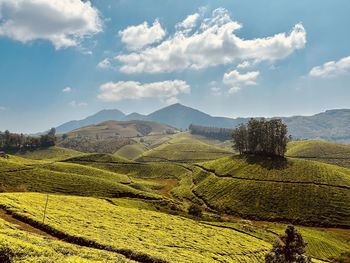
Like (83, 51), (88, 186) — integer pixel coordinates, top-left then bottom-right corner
(287, 140), (350, 168)
(0, 218), (134, 262)
(0, 156), (158, 199)
(114, 143), (148, 160)
(194, 156), (350, 227)
(65, 152), (130, 163)
(0, 193), (271, 263)
(137, 133), (232, 162)
(207, 220), (350, 262)
(15, 146), (84, 161)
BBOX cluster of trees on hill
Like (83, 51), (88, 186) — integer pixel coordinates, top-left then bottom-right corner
(0, 128), (56, 151)
(189, 124), (234, 141)
(233, 119), (289, 157)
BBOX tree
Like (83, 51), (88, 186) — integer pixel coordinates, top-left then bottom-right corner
(232, 119), (288, 157)
(265, 225), (312, 263)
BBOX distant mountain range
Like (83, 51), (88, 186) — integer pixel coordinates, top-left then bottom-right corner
(55, 103), (350, 142)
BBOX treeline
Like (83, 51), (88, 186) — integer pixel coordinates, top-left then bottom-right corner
(189, 124), (234, 141)
(233, 119), (289, 157)
(0, 128), (56, 151)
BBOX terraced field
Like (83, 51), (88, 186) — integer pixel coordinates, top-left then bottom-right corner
(193, 156), (350, 227)
(137, 133), (232, 162)
(287, 140), (350, 168)
(0, 193), (271, 263)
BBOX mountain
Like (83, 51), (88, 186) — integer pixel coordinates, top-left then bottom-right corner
(66, 120), (176, 139)
(282, 109), (350, 142)
(56, 109), (125, 133)
(55, 104), (350, 142)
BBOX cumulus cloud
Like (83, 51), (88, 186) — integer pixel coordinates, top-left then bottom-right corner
(116, 8), (306, 74)
(69, 101), (87, 107)
(0, 0), (102, 49)
(309, 56), (350, 78)
(62, 86), (72, 93)
(97, 58), (112, 69)
(97, 80), (190, 104)
(119, 19), (166, 51)
(223, 70), (259, 93)
(176, 13), (200, 31)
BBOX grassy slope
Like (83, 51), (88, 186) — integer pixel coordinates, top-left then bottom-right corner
(194, 156), (350, 227)
(114, 143), (148, 160)
(137, 133), (232, 162)
(0, 218), (134, 262)
(15, 146), (84, 161)
(0, 155), (158, 199)
(287, 140), (350, 168)
(0, 193), (270, 263)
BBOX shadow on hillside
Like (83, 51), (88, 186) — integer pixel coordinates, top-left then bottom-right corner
(242, 154), (288, 170)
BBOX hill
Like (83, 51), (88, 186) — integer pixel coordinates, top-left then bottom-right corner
(193, 155), (350, 227)
(287, 140), (350, 168)
(54, 104), (350, 142)
(56, 109), (126, 134)
(137, 133), (233, 162)
(67, 120), (176, 139)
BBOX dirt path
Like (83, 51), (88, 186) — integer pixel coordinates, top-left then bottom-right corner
(0, 208), (57, 239)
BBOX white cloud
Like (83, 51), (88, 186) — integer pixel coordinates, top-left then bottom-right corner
(177, 13), (200, 31)
(119, 19), (166, 51)
(0, 106), (6, 111)
(97, 80), (190, 104)
(97, 58), (112, 69)
(0, 0), (102, 49)
(223, 70), (259, 93)
(309, 56), (350, 78)
(116, 8), (306, 74)
(62, 86), (72, 93)
(69, 101), (87, 107)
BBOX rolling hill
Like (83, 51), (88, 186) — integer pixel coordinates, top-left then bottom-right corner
(193, 155), (350, 227)
(287, 140), (350, 168)
(54, 103), (350, 142)
(66, 120), (176, 139)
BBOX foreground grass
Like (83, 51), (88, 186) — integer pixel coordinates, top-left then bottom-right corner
(194, 156), (350, 227)
(0, 217), (134, 262)
(0, 193), (271, 263)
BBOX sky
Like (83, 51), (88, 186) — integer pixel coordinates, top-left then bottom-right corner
(0, 0), (350, 133)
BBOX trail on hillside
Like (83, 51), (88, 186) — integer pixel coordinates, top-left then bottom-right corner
(194, 164), (350, 190)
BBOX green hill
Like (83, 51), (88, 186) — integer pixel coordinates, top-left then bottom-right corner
(0, 155), (157, 199)
(14, 146), (84, 161)
(137, 133), (232, 162)
(193, 155), (350, 227)
(114, 143), (149, 160)
(287, 140), (350, 168)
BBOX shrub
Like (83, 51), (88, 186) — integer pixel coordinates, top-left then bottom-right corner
(188, 204), (202, 218)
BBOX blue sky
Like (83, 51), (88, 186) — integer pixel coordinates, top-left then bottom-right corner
(0, 0), (350, 133)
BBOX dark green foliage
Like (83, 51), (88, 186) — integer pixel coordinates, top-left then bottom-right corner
(188, 204), (202, 217)
(0, 245), (14, 263)
(0, 128), (56, 151)
(233, 119), (288, 157)
(265, 225), (312, 263)
(189, 124), (234, 141)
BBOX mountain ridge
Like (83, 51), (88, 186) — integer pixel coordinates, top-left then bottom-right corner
(54, 103), (350, 142)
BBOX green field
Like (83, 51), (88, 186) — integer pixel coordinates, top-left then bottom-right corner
(0, 137), (349, 262)
(193, 155), (350, 227)
(287, 140), (350, 168)
(137, 133), (232, 162)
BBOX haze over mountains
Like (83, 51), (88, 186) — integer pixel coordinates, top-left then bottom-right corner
(55, 103), (350, 142)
